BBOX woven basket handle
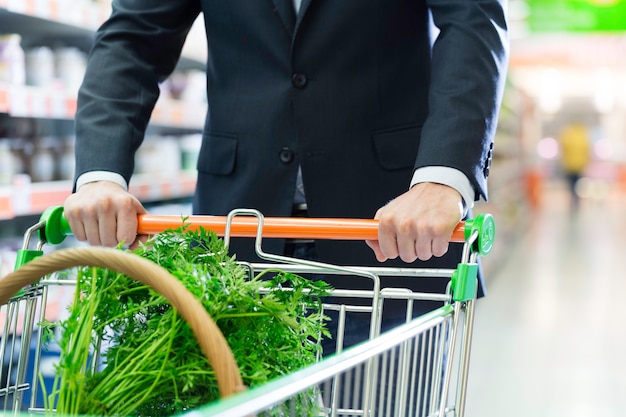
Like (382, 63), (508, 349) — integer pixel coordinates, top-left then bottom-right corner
(0, 246), (245, 398)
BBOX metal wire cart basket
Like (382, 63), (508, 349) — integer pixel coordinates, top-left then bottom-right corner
(0, 206), (495, 417)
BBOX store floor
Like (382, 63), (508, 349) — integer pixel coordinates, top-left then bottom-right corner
(465, 180), (626, 417)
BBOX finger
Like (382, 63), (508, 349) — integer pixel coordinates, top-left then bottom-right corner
(63, 198), (88, 242)
(115, 210), (138, 247)
(82, 215), (103, 247)
(97, 211), (119, 247)
(116, 198), (146, 247)
(396, 235), (418, 263)
(129, 234), (151, 251)
(414, 234), (434, 262)
(431, 237), (450, 258)
(64, 207), (86, 242)
(365, 239), (388, 262)
(376, 220), (399, 261)
(67, 217), (87, 243)
(367, 209), (393, 261)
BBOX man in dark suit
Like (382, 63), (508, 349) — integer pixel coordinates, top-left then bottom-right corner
(64, 0), (507, 319)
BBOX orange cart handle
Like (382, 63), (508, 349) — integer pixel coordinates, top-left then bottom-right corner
(40, 207), (495, 254)
(136, 214), (467, 242)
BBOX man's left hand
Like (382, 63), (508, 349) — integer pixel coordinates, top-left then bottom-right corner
(366, 182), (464, 262)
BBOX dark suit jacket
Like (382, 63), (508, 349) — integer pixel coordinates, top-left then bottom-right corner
(75, 0), (508, 295)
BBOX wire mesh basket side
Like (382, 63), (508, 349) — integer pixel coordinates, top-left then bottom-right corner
(0, 284), (47, 412)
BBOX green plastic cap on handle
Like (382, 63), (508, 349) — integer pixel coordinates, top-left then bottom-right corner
(463, 213), (495, 256)
(39, 206), (72, 245)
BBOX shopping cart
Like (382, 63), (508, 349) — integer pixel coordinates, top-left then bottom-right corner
(0, 206), (495, 417)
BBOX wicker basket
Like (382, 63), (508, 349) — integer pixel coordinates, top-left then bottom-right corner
(0, 246), (245, 399)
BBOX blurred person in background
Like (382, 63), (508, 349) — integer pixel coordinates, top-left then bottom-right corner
(559, 122), (591, 210)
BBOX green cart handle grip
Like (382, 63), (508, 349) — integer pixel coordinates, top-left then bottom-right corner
(39, 206), (72, 245)
(463, 213), (496, 256)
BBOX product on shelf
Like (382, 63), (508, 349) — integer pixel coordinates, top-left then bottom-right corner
(0, 141), (16, 185)
(30, 137), (57, 182)
(54, 47), (87, 92)
(57, 135), (76, 181)
(135, 135), (182, 176)
(0, 243), (18, 280)
(0, 34), (26, 85)
(180, 134), (202, 172)
(25, 46), (56, 87)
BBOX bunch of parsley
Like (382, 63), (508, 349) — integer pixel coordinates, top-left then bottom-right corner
(44, 224), (331, 416)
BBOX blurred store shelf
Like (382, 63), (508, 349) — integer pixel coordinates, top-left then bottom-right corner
(0, 172), (196, 220)
(0, 83), (205, 129)
(0, 0), (109, 30)
(0, 0), (206, 69)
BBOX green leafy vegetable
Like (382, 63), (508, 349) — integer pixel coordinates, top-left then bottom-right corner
(44, 223), (331, 416)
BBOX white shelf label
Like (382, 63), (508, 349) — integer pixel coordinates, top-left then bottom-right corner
(30, 90), (47, 117)
(50, 93), (66, 118)
(35, 0), (51, 18)
(11, 174), (32, 216)
(6, 0), (27, 13)
(9, 88), (29, 117)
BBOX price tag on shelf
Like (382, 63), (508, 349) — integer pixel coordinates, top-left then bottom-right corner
(48, 0), (59, 20)
(154, 101), (173, 126)
(49, 92), (66, 118)
(151, 107), (162, 123)
(6, 0), (27, 13)
(183, 104), (206, 128)
(65, 96), (77, 117)
(11, 174), (32, 216)
(171, 108), (184, 127)
(160, 181), (172, 199)
(149, 182), (161, 201)
(96, 1), (111, 23)
(55, 0), (73, 25)
(30, 90), (48, 117)
(8, 88), (29, 117)
(83, 2), (97, 29)
(86, 1), (108, 30)
(0, 87), (9, 113)
(63, 0), (86, 27)
(169, 178), (182, 197)
(34, 0), (52, 18)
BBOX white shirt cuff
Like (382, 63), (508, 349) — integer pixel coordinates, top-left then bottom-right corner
(76, 171), (128, 191)
(410, 167), (475, 212)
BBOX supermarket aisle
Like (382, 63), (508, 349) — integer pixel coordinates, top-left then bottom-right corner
(465, 181), (626, 417)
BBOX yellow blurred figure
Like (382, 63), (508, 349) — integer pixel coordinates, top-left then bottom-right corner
(559, 123), (591, 208)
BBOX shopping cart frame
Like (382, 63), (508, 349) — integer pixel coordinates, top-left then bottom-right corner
(220, 209), (484, 417)
(1, 206), (494, 417)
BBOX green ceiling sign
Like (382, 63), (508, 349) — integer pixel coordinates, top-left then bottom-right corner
(527, 0), (626, 32)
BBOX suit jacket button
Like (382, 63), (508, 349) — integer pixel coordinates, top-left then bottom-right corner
(292, 73), (308, 89)
(279, 147), (295, 163)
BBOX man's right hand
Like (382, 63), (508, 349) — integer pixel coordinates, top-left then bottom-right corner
(64, 181), (147, 248)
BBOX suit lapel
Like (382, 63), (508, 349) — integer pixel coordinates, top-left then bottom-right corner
(272, 0), (296, 35)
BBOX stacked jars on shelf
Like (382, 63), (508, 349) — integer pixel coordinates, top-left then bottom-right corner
(0, 18), (205, 204)
(0, 33), (88, 92)
(0, 136), (76, 185)
(0, 34), (26, 85)
(0, 33), (85, 185)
